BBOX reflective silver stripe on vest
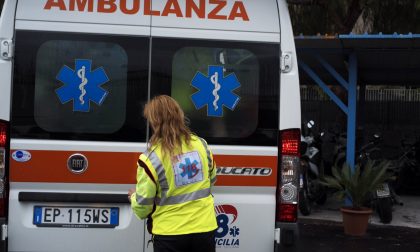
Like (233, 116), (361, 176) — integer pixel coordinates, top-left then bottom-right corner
(148, 151), (170, 199)
(155, 187), (211, 206)
(199, 138), (213, 175)
(136, 194), (155, 205)
(142, 150), (149, 157)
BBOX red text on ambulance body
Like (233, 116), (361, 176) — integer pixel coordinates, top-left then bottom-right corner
(44, 0), (250, 21)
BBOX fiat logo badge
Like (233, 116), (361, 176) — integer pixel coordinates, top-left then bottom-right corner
(67, 153), (88, 174)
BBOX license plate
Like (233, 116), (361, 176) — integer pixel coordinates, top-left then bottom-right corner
(33, 206), (119, 228)
(376, 183), (390, 198)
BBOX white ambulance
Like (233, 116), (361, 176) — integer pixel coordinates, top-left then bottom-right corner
(0, 0), (301, 251)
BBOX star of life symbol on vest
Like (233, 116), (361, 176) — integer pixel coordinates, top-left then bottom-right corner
(191, 66), (241, 117)
(55, 59), (109, 112)
(180, 158), (199, 179)
(173, 151), (203, 187)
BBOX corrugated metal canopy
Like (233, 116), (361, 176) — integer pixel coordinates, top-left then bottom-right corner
(295, 34), (420, 85)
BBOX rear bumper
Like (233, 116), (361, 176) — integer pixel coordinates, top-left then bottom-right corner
(274, 222), (299, 251)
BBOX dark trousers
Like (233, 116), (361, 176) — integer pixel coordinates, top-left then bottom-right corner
(153, 230), (215, 252)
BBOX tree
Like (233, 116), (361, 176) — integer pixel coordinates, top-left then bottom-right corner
(288, 0), (420, 35)
(364, 0), (420, 34)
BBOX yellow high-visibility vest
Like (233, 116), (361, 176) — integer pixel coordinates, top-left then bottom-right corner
(130, 134), (217, 235)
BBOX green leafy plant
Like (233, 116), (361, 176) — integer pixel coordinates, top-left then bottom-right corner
(321, 160), (392, 209)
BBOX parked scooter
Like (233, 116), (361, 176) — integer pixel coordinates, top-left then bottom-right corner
(317, 125), (343, 177)
(358, 135), (396, 223)
(299, 120), (327, 216)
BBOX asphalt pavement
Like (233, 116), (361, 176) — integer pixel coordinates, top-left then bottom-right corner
(294, 195), (420, 252)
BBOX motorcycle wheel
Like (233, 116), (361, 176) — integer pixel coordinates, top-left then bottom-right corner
(376, 197), (393, 224)
(298, 171), (312, 216)
(299, 189), (311, 216)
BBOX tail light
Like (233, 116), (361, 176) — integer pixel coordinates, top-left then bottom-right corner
(0, 120), (9, 217)
(276, 129), (300, 222)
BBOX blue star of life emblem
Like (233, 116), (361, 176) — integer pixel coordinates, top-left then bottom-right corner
(191, 66), (240, 117)
(55, 59), (109, 112)
(229, 226), (240, 237)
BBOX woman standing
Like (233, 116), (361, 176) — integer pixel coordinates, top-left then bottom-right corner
(128, 95), (217, 252)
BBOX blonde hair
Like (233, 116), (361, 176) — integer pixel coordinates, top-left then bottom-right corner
(144, 95), (192, 159)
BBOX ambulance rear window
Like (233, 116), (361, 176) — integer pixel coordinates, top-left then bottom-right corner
(34, 40), (128, 134)
(11, 31), (149, 142)
(151, 38), (279, 146)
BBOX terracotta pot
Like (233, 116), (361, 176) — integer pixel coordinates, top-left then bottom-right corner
(340, 207), (372, 236)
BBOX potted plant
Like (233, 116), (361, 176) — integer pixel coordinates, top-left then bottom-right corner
(321, 160), (392, 236)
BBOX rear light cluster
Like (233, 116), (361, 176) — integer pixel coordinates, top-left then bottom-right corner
(0, 120), (9, 217)
(276, 129), (300, 223)
(278, 204), (298, 223)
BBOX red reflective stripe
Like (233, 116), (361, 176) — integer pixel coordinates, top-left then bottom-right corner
(214, 155), (277, 187)
(10, 150), (276, 186)
(10, 150), (138, 184)
(147, 204), (156, 234)
(137, 159), (157, 186)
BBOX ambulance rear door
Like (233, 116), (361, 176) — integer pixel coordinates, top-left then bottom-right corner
(8, 1), (151, 251)
(149, 0), (281, 251)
